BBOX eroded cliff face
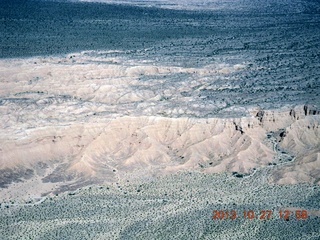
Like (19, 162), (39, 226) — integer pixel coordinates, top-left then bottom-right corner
(1, 106), (319, 199)
(269, 115), (320, 185)
(1, 54), (319, 199)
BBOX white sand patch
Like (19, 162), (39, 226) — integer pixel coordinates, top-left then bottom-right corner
(1, 52), (319, 200)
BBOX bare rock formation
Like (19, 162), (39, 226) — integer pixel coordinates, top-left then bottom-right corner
(0, 54), (319, 200)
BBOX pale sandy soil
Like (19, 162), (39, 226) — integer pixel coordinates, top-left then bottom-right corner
(0, 52), (319, 201)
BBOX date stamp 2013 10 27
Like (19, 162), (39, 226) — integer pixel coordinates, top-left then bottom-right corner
(212, 209), (308, 220)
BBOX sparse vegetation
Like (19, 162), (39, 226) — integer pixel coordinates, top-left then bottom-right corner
(0, 171), (319, 239)
(1, 0), (320, 239)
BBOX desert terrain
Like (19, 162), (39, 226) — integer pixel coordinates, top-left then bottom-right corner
(0, 0), (320, 239)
